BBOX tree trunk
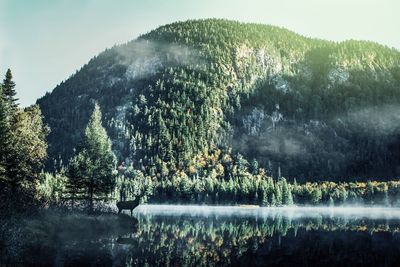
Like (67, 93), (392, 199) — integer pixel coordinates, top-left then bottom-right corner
(71, 192), (75, 209)
(89, 176), (94, 213)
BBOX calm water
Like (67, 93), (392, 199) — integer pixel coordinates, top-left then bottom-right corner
(2, 205), (400, 267)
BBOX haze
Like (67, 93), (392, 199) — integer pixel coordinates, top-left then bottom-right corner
(136, 205), (400, 220)
(1, 0), (399, 106)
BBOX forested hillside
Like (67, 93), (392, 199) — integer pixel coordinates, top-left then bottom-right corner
(37, 19), (400, 182)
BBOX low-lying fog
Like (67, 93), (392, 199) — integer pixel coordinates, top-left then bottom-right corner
(134, 204), (400, 219)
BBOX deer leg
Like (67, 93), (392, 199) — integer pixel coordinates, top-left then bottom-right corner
(118, 208), (121, 214)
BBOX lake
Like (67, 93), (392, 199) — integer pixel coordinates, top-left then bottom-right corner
(2, 205), (400, 266)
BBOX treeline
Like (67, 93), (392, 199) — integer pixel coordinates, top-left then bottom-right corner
(0, 69), (49, 213)
(114, 155), (400, 206)
(42, 146), (400, 207)
(2, 67), (400, 213)
(112, 146), (400, 206)
(36, 118), (400, 207)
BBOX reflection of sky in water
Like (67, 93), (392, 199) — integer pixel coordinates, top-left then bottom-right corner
(135, 205), (400, 220)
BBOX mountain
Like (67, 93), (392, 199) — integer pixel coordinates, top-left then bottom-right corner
(37, 19), (400, 181)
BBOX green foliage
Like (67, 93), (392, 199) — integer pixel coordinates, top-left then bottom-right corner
(65, 103), (117, 210)
(3, 20), (400, 211)
(2, 69), (18, 111)
(114, 167), (154, 202)
(37, 19), (400, 183)
(113, 145), (400, 206)
(36, 170), (67, 205)
(310, 188), (322, 204)
(0, 70), (49, 211)
(8, 106), (49, 183)
(0, 84), (10, 179)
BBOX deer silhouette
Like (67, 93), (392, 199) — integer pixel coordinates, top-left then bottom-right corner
(116, 191), (145, 216)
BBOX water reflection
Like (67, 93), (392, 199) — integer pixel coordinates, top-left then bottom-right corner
(125, 205), (400, 267)
(2, 206), (400, 266)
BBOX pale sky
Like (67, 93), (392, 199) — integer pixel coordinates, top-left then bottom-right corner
(1, 0), (399, 106)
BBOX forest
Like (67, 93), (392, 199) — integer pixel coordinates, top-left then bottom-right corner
(2, 19), (400, 214)
(1, 70), (400, 213)
(38, 19), (400, 182)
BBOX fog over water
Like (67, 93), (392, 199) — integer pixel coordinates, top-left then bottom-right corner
(4, 205), (400, 266)
(134, 204), (400, 219)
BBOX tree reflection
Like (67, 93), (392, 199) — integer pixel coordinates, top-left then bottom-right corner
(2, 212), (400, 266)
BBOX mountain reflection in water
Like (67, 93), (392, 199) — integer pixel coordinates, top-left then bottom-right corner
(2, 205), (400, 267)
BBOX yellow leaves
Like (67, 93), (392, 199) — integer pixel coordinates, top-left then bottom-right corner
(222, 154), (232, 164)
(357, 225), (368, 232)
(188, 165), (197, 175)
(215, 163), (224, 176)
(215, 149), (222, 158)
(214, 236), (224, 247)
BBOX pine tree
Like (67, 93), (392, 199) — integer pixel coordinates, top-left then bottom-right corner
(2, 69), (18, 111)
(287, 190), (294, 206)
(311, 188), (322, 204)
(8, 106), (49, 185)
(0, 104), (49, 208)
(66, 103), (117, 211)
(281, 178), (291, 205)
(0, 85), (10, 181)
(366, 181), (374, 204)
(1, 76), (49, 209)
(251, 159), (259, 175)
(293, 178), (298, 192)
(270, 193), (277, 206)
(261, 183), (269, 206)
(274, 183), (282, 206)
(65, 152), (88, 207)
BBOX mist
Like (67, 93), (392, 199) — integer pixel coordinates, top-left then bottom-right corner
(134, 204), (400, 220)
(113, 39), (205, 81)
(339, 104), (400, 135)
(232, 102), (400, 180)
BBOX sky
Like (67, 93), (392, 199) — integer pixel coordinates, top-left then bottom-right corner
(0, 0), (399, 106)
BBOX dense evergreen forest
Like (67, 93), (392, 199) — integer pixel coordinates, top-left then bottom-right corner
(37, 19), (400, 182)
(2, 19), (400, 212)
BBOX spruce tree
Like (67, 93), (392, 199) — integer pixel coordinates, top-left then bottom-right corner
(0, 104), (49, 208)
(251, 159), (259, 175)
(281, 178), (293, 205)
(8, 106), (49, 187)
(65, 152), (88, 207)
(287, 190), (294, 206)
(66, 103), (117, 211)
(274, 183), (282, 206)
(270, 193), (277, 206)
(0, 85), (9, 180)
(0, 75), (48, 209)
(2, 69), (18, 110)
(311, 188), (322, 204)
